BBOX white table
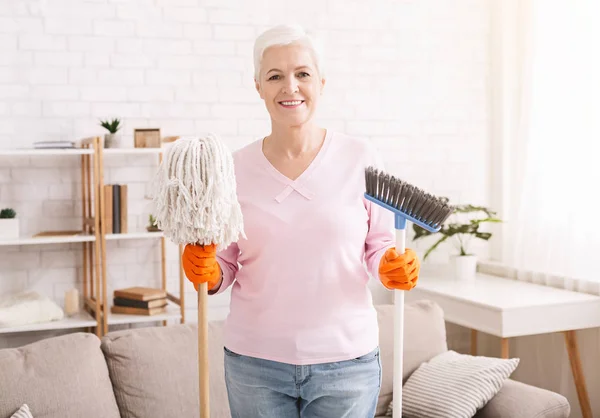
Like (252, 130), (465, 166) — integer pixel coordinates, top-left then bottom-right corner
(405, 272), (600, 418)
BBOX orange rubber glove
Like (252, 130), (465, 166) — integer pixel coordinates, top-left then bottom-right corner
(378, 247), (420, 291)
(181, 243), (222, 292)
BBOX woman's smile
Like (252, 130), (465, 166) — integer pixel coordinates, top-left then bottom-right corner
(278, 100), (305, 109)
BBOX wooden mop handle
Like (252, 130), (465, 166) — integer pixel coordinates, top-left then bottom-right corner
(198, 282), (209, 418)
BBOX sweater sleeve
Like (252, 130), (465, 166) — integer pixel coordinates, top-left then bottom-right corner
(364, 195), (395, 280)
(211, 241), (240, 295)
(363, 143), (395, 280)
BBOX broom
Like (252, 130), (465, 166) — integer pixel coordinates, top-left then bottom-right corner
(365, 166), (454, 418)
(152, 134), (245, 418)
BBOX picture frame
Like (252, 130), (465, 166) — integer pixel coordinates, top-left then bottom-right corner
(134, 128), (161, 148)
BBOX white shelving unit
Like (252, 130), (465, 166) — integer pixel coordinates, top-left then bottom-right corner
(105, 231), (163, 241)
(0, 312), (98, 334)
(0, 234), (95, 247)
(0, 149), (93, 156)
(0, 139), (103, 337)
(103, 148), (163, 155)
(99, 145), (184, 334)
(0, 141), (185, 339)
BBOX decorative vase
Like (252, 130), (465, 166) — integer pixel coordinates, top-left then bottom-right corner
(104, 133), (121, 148)
(0, 218), (19, 239)
(64, 288), (80, 317)
(453, 255), (477, 281)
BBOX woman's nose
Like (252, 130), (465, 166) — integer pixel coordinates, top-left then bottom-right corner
(282, 77), (299, 94)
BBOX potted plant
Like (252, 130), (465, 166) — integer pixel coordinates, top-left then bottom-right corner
(412, 199), (501, 281)
(100, 118), (122, 148)
(0, 208), (18, 239)
(146, 214), (160, 232)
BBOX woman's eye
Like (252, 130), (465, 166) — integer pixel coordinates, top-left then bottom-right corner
(297, 72), (310, 78)
(268, 74), (280, 81)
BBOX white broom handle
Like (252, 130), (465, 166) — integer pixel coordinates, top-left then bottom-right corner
(393, 228), (405, 418)
(198, 283), (210, 418)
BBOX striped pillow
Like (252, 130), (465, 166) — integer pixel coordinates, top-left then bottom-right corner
(10, 404), (33, 418)
(387, 350), (519, 418)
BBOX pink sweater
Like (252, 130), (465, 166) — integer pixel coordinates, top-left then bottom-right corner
(214, 130), (395, 365)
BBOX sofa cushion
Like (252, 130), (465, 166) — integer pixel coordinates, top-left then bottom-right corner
(0, 332), (121, 418)
(101, 321), (230, 418)
(387, 350), (519, 417)
(375, 300), (448, 417)
(9, 404), (33, 418)
(474, 379), (570, 418)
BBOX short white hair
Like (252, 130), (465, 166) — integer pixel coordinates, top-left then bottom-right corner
(253, 24), (325, 81)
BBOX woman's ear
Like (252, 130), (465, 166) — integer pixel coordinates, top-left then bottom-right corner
(320, 77), (326, 94)
(255, 78), (263, 99)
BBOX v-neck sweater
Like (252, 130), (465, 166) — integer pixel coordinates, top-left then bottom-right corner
(214, 130), (395, 365)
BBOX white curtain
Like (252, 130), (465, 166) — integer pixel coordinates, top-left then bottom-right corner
(502, 0), (600, 287)
(483, 5), (600, 414)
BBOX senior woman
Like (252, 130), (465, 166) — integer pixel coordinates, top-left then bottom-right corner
(182, 24), (421, 418)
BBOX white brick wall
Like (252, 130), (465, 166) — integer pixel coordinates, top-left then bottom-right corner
(0, 0), (491, 346)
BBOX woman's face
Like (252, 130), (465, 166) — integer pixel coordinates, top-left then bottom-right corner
(255, 43), (325, 128)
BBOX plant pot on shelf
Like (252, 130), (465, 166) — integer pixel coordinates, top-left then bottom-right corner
(0, 218), (19, 239)
(104, 133), (121, 149)
(453, 254), (477, 281)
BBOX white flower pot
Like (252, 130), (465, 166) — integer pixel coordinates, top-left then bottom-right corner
(453, 255), (477, 281)
(104, 133), (121, 148)
(0, 218), (19, 239)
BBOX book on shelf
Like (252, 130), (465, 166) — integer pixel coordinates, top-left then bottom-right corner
(112, 287), (168, 316)
(103, 184), (128, 234)
(110, 305), (167, 316)
(33, 141), (75, 149)
(114, 287), (166, 301)
(33, 230), (83, 237)
(113, 296), (167, 309)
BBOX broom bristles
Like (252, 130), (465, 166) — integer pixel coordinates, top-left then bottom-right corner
(151, 134), (245, 248)
(365, 166), (454, 229)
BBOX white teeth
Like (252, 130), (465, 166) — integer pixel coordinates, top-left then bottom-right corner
(281, 100), (302, 106)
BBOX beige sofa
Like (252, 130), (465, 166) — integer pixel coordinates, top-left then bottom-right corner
(0, 300), (570, 418)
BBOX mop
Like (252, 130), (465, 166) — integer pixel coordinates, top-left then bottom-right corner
(152, 134), (244, 418)
(365, 167), (454, 418)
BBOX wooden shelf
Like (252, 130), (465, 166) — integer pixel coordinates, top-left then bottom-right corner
(105, 231), (164, 241)
(103, 148), (163, 155)
(0, 234), (95, 246)
(0, 311), (97, 334)
(0, 149), (93, 156)
(0, 136), (185, 339)
(107, 303), (181, 325)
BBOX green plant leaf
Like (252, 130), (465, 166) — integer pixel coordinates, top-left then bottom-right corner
(411, 201), (502, 259)
(0, 208), (16, 218)
(470, 217), (502, 224)
(99, 118), (121, 134)
(445, 224), (472, 235)
(474, 232), (492, 240)
(453, 204), (497, 217)
(423, 234), (450, 260)
(412, 224), (434, 239)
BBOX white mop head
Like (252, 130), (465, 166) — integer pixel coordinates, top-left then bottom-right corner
(151, 134), (245, 249)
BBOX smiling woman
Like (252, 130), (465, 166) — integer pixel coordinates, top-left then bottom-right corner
(253, 26), (326, 135)
(253, 26), (328, 182)
(180, 24), (422, 418)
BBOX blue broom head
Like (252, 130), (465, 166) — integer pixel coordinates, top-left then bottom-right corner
(364, 166), (454, 232)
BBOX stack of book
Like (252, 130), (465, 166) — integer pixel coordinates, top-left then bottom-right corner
(110, 287), (168, 316)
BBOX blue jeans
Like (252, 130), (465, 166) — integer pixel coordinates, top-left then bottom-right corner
(223, 346), (382, 418)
